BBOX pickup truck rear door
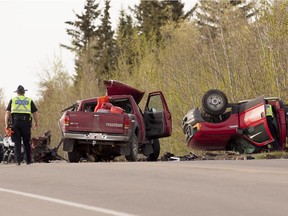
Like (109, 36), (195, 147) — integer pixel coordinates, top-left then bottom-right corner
(239, 96), (274, 145)
(144, 91), (172, 139)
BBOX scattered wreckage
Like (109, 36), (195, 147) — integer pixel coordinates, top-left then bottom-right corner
(0, 130), (64, 164)
(59, 80), (172, 162)
(30, 130), (64, 163)
(182, 89), (288, 154)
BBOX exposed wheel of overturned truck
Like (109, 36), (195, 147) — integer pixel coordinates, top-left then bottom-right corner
(202, 89), (228, 116)
(125, 133), (138, 162)
(146, 139), (160, 161)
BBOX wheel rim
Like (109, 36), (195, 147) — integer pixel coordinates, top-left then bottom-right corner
(207, 94), (224, 111)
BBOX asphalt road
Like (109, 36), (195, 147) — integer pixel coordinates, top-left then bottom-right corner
(0, 159), (288, 216)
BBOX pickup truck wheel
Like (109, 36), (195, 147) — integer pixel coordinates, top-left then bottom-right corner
(147, 139), (160, 161)
(68, 149), (81, 163)
(125, 134), (138, 162)
(202, 89), (228, 116)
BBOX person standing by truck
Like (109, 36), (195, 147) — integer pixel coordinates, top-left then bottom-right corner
(4, 85), (39, 165)
(265, 103), (280, 151)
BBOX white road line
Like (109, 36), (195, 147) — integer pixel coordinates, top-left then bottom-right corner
(0, 187), (137, 216)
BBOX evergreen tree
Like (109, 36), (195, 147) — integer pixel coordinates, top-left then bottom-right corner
(62, 0), (101, 87)
(62, 0), (101, 51)
(63, 0), (115, 88)
(116, 10), (135, 70)
(97, 0), (115, 78)
(161, 0), (185, 22)
(117, 9), (134, 41)
(132, 0), (186, 43)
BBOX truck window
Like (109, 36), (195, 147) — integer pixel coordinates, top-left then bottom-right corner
(146, 95), (164, 112)
(110, 98), (133, 114)
(247, 123), (270, 143)
(83, 102), (97, 112)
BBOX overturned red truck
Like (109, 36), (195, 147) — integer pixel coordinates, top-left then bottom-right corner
(59, 80), (172, 162)
(182, 89), (288, 154)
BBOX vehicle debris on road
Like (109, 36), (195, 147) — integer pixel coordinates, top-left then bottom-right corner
(31, 130), (65, 163)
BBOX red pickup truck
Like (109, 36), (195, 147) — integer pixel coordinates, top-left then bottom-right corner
(182, 89), (288, 154)
(59, 80), (172, 162)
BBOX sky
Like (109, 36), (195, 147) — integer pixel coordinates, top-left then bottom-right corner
(0, 0), (195, 103)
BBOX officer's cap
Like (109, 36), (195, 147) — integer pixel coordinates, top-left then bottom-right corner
(14, 85), (28, 94)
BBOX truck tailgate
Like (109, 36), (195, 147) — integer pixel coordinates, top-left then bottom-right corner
(66, 112), (127, 134)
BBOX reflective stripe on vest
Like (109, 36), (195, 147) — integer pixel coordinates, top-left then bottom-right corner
(11, 96), (32, 114)
(266, 104), (273, 117)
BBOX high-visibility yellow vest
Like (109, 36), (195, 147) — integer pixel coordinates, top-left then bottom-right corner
(266, 104), (273, 117)
(11, 96), (32, 115)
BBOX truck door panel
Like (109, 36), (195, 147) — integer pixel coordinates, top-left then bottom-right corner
(144, 111), (165, 137)
(239, 96), (273, 145)
(144, 91), (172, 139)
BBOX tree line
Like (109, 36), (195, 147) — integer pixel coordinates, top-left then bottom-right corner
(1, 0), (287, 156)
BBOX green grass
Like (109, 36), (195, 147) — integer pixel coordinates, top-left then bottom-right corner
(253, 151), (288, 160)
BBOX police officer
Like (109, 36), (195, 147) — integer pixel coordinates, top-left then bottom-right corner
(266, 103), (280, 151)
(4, 85), (39, 165)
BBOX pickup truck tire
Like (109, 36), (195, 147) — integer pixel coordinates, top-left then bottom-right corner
(147, 139), (160, 161)
(202, 89), (228, 116)
(68, 149), (81, 163)
(125, 133), (138, 161)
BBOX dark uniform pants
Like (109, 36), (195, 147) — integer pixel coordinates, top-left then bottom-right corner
(267, 116), (280, 150)
(11, 120), (31, 163)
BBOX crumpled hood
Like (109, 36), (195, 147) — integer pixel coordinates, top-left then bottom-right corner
(104, 80), (145, 104)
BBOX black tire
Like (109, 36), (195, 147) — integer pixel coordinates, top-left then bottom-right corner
(147, 139), (160, 161)
(202, 89), (228, 116)
(67, 149), (81, 163)
(0, 145), (4, 162)
(8, 151), (15, 163)
(2, 151), (8, 163)
(125, 134), (138, 162)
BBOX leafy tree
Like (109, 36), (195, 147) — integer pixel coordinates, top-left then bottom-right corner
(194, 0), (258, 40)
(0, 88), (7, 133)
(36, 58), (77, 152)
(254, 0), (288, 98)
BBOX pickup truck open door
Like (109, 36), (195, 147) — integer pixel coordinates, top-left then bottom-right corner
(144, 91), (172, 139)
(238, 96), (274, 146)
